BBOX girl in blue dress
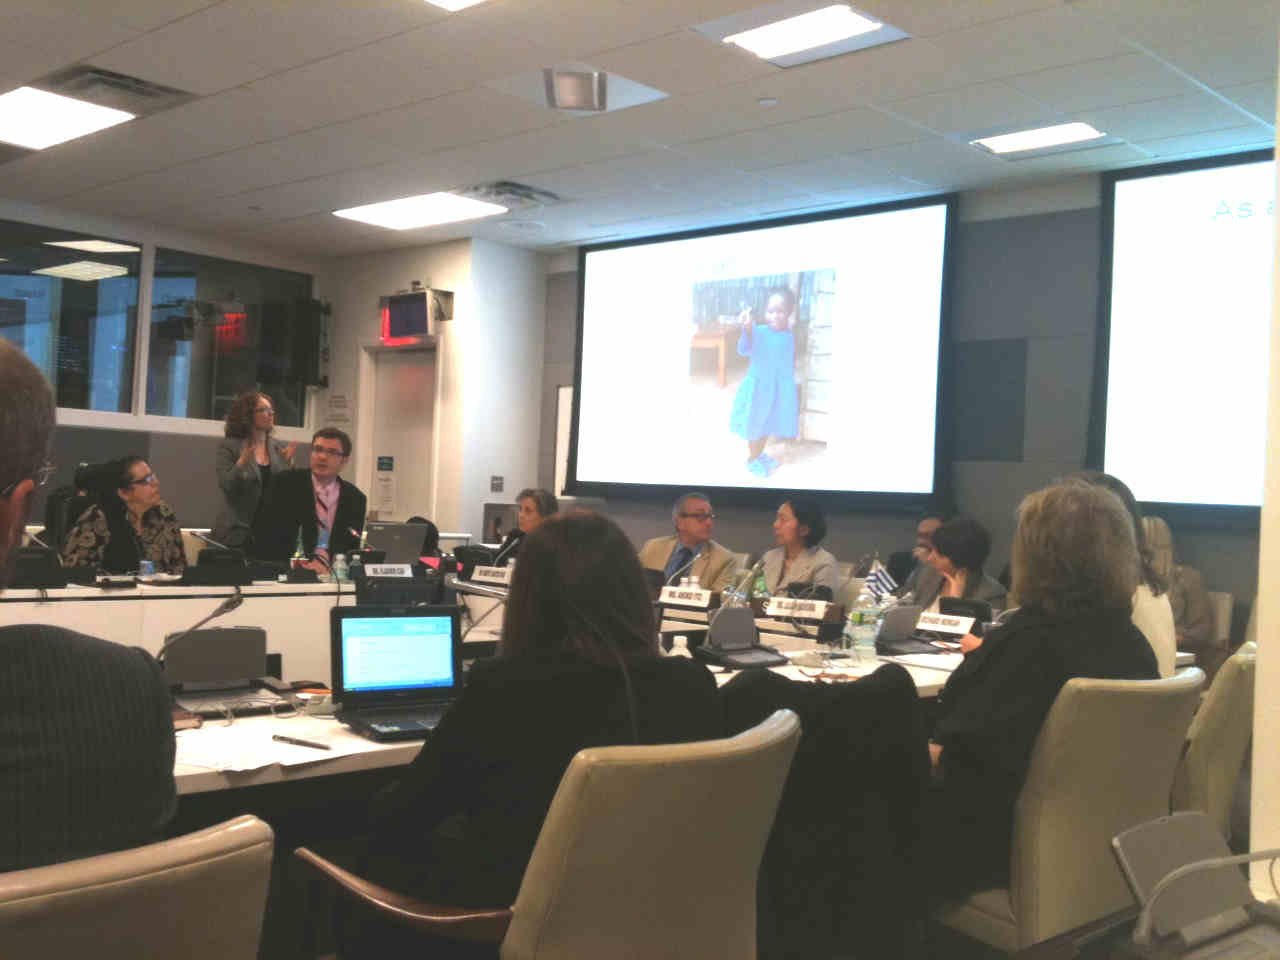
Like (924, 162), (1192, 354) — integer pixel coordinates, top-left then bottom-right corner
(730, 286), (799, 477)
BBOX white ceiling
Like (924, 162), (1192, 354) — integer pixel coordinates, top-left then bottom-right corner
(0, 0), (1275, 258)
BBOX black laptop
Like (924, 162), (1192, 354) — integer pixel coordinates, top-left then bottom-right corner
(331, 605), (462, 741)
(363, 521), (431, 564)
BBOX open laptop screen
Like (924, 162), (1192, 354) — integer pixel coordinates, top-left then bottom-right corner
(340, 613), (455, 694)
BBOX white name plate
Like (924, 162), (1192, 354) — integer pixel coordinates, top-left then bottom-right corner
(765, 596), (829, 620)
(659, 586), (713, 608)
(472, 565), (513, 586)
(916, 612), (975, 636)
(365, 563), (413, 578)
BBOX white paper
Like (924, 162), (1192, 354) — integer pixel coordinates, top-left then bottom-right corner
(175, 722), (367, 772)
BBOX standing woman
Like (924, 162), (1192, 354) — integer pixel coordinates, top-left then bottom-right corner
(212, 391), (295, 552)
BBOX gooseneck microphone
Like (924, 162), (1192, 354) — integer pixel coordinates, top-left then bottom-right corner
(191, 530), (235, 552)
(158, 588), (245, 660)
(491, 530), (524, 567)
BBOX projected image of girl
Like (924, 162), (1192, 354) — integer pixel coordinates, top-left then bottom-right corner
(731, 285), (799, 477)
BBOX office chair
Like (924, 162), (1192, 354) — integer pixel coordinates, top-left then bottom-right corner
(935, 668), (1205, 953)
(1172, 644), (1256, 842)
(296, 709), (801, 959)
(0, 815), (274, 960)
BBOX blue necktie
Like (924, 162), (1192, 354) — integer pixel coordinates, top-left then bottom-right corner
(665, 546), (694, 584)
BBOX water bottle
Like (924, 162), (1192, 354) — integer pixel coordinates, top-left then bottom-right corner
(670, 634), (693, 658)
(752, 568), (768, 599)
(850, 586), (880, 655)
(348, 554), (363, 581)
(332, 553), (349, 583)
(688, 574), (700, 590)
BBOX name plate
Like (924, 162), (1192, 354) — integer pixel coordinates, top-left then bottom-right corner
(915, 612), (975, 636)
(659, 586), (713, 608)
(472, 565), (513, 586)
(765, 596), (829, 620)
(365, 563), (413, 578)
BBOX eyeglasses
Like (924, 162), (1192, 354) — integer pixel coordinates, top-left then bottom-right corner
(124, 472), (159, 488)
(0, 460), (55, 498)
(311, 445), (347, 458)
(254, 406), (275, 416)
(679, 512), (716, 521)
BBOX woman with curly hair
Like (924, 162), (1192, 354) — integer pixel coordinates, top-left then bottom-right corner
(212, 391), (295, 551)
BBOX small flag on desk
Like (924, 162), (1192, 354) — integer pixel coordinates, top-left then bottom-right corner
(865, 561), (897, 600)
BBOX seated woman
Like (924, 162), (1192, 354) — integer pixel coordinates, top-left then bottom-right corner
(61, 457), (185, 575)
(925, 480), (1158, 900)
(339, 510), (721, 958)
(493, 487), (558, 564)
(1074, 471), (1176, 677)
(760, 498), (838, 598)
(1144, 516), (1214, 657)
(913, 515), (1007, 613)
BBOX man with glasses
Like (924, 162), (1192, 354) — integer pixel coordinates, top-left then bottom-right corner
(638, 492), (740, 591)
(0, 340), (175, 871)
(258, 426), (367, 571)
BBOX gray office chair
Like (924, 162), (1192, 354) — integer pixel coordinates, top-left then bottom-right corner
(0, 815), (274, 960)
(1172, 644), (1256, 841)
(297, 709), (801, 959)
(935, 669), (1205, 952)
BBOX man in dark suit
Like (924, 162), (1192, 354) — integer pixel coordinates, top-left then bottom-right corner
(0, 340), (175, 871)
(258, 426), (367, 571)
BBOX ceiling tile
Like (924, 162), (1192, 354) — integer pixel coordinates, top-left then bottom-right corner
(1081, 92), (1257, 143)
(674, 107), (927, 171)
(519, 150), (723, 200)
(927, 5), (1132, 82)
(1134, 124), (1276, 159)
(1006, 52), (1201, 113)
(591, 29), (777, 96)
(86, 30), (271, 96)
(854, 0), (1060, 36)
(990, 141), (1150, 178)
(881, 81), (1060, 135)
(1219, 81), (1278, 125)
(1156, 29), (1280, 89)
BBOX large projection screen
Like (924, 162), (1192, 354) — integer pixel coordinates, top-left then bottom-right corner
(1099, 151), (1273, 508)
(570, 198), (953, 502)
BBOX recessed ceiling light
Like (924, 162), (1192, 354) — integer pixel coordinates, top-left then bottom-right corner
(724, 5), (882, 60)
(333, 192), (508, 230)
(971, 122), (1106, 155)
(44, 239), (140, 253)
(33, 260), (130, 282)
(0, 87), (134, 150)
(423, 0), (488, 10)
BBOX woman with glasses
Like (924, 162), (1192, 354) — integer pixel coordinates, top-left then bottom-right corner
(61, 457), (185, 574)
(212, 391), (296, 551)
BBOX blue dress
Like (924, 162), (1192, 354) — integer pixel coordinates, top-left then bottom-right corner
(730, 325), (799, 441)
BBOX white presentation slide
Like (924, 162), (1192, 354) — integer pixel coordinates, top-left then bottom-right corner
(1105, 156), (1274, 506)
(342, 617), (454, 691)
(575, 202), (949, 494)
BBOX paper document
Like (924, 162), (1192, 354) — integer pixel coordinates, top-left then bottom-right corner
(175, 720), (366, 772)
(887, 653), (965, 672)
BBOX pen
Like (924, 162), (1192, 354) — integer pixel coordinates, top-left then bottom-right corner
(272, 734), (331, 751)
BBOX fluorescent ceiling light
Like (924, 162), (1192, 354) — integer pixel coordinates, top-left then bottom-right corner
(0, 87), (134, 150)
(423, 0), (488, 10)
(33, 260), (129, 282)
(724, 5), (882, 60)
(333, 192), (507, 230)
(44, 239), (140, 254)
(971, 122), (1106, 155)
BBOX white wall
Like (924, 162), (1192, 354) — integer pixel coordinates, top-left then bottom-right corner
(320, 237), (545, 534)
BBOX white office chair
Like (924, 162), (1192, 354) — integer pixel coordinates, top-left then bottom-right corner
(298, 710), (801, 959)
(0, 815), (274, 960)
(935, 669), (1205, 952)
(1207, 591), (1234, 649)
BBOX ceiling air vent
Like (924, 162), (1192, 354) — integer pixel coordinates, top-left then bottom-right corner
(34, 65), (196, 117)
(461, 181), (561, 211)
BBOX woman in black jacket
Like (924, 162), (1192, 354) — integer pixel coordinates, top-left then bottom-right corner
(926, 480), (1158, 900)
(340, 510), (721, 958)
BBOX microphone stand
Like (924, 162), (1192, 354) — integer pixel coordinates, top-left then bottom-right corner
(158, 588), (244, 661)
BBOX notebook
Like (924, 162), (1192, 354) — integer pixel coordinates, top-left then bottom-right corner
(331, 605), (462, 741)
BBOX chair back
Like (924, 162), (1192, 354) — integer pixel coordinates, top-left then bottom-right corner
(1010, 669), (1204, 948)
(181, 528), (212, 569)
(1172, 647), (1256, 839)
(0, 815), (273, 960)
(1207, 592), (1234, 648)
(501, 710), (801, 960)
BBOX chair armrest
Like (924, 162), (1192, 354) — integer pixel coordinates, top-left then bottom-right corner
(294, 847), (512, 944)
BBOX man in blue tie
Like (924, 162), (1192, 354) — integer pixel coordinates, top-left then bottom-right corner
(637, 492), (740, 591)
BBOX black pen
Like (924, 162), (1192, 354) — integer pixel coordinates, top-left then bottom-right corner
(272, 734), (331, 751)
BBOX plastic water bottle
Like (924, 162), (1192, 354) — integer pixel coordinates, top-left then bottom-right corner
(670, 635), (693, 658)
(752, 568), (768, 599)
(850, 587), (880, 655)
(348, 554), (363, 581)
(332, 553), (349, 582)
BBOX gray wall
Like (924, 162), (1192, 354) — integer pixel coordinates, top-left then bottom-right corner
(541, 207), (1260, 629)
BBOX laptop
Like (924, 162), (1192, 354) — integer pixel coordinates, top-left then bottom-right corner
(331, 605), (462, 741)
(364, 521), (432, 564)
